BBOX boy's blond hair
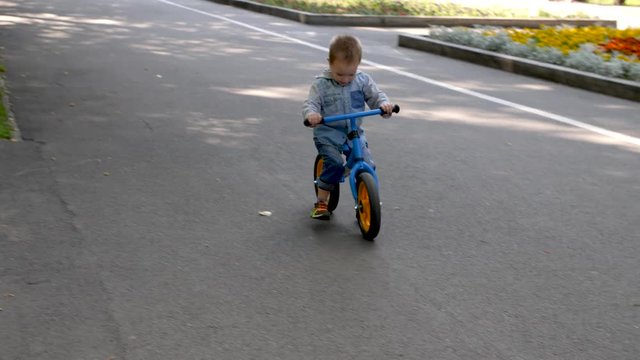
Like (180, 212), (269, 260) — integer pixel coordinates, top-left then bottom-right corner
(329, 35), (362, 64)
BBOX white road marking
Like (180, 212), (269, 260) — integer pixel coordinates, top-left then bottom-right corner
(158, 0), (640, 148)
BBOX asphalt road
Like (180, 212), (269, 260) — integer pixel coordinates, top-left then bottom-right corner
(1, 0), (639, 359)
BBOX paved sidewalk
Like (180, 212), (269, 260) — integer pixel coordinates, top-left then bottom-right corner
(1, 1), (639, 359)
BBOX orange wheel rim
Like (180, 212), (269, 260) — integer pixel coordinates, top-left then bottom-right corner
(358, 182), (371, 231)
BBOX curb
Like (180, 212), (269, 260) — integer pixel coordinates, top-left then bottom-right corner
(398, 34), (639, 102)
(207, 0), (617, 28)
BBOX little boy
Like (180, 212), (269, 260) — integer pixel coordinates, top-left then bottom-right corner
(303, 34), (394, 220)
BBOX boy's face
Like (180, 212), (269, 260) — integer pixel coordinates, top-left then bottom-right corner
(329, 58), (359, 86)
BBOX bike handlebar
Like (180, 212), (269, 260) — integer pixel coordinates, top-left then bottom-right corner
(304, 104), (400, 127)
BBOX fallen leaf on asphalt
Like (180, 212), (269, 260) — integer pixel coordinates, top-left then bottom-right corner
(259, 211), (272, 216)
(103, 171), (111, 176)
(156, 74), (163, 78)
(68, 102), (76, 107)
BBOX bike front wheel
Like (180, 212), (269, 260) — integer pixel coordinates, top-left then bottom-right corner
(356, 172), (381, 240)
(314, 155), (340, 212)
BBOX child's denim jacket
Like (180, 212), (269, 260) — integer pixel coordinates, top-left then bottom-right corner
(303, 69), (389, 148)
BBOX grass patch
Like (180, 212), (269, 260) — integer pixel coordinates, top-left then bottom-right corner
(0, 63), (12, 140)
(0, 99), (11, 140)
(254, 0), (595, 18)
(0, 111), (10, 140)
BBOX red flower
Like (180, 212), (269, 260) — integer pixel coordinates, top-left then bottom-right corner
(599, 37), (640, 58)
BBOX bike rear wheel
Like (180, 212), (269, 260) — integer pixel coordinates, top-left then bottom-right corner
(356, 172), (381, 240)
(313, 155), (339, 212)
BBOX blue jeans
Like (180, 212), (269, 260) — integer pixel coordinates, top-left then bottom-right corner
(314, 134), (374, 191)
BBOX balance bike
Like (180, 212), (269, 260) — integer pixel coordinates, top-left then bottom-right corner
(305, 105), (400, 240)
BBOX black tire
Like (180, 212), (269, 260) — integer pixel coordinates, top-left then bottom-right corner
(313, 154), (339, 212)
(356, 172), (381, 241)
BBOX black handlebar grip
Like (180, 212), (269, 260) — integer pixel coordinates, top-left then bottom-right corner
(379, 104), (400, 115)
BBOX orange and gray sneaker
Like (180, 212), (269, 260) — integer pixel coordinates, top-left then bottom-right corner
(310, 201), (331, 220)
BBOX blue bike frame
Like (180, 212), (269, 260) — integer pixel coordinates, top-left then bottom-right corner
(321, 108), (387, 207)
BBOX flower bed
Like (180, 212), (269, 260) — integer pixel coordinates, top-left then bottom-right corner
(428, 25), (640, 81)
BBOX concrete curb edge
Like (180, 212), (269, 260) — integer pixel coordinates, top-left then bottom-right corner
(398, 34), (639, 102)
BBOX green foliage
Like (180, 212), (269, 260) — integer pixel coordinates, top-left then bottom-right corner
(256, 0), (556, 17)
(0, 95), (11, 139)
(583, 0), (640, 5)
(0, 63), (11, 139)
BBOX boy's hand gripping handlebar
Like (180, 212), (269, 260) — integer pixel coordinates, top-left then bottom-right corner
(304, 104), (400, 127)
